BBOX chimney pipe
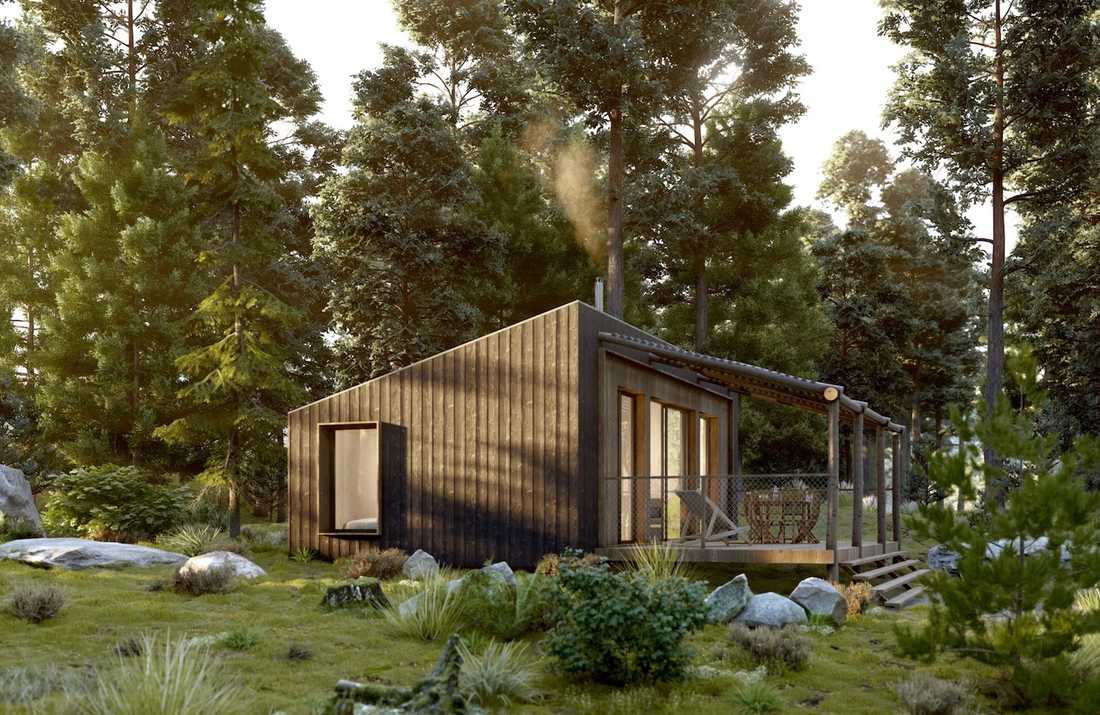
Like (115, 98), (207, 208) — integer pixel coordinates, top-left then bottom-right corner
(594, 277), (605, 312)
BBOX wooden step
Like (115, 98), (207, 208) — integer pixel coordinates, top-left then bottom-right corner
(885, 585), (926, 609)
(841, 550), (907, 568)
(853, 559), (921, 581)
(872, 569), (929, 595)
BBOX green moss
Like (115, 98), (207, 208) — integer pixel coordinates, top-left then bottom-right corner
(0, 552), (1011, 714)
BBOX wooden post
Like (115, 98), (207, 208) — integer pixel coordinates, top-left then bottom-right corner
(827, 399), (840, 580)
(892, 430), (903, 545)
(877, 427), (887, 545)
(730, 392), (741, 526)
(851, 411), (864, 551)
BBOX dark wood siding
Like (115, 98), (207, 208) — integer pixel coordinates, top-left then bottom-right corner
(288, 303), (584, 567)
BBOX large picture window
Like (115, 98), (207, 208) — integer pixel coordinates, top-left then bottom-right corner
(618, 393), (635, 542)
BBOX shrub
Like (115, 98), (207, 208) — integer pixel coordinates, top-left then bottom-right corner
(286, 643), (313, 661)
(534, 549), (605, 576)
(338, 548), (408, 580)
(896, 673), (968, 715)
(627, 541), (685, 581)
(170, 564), (236, 596)
(220, 629), (260, 651)
(544, 560), (708, 684)
(240, 523), (287, 550)
(833, 580), (874, 617)
(80, 633), (247, 715)
(456, 570), (517, 640)
(0, 664), (90, 707)
(383, 575), (467, 641)
(457, 639), (540, 707)
(7, 582), (65, 623)
(728, 624), (811, 672)
(0, 514), (41, 541)
(41, 465), (188, 542)
(513, 572), (557, 635)
(156, 524), (228, 557)
(729, 680), (783, 714)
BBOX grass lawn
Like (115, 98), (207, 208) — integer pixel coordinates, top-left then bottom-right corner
(0, 546), (1013, 714)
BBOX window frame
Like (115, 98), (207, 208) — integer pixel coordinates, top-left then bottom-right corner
(318, 421), (384, 536)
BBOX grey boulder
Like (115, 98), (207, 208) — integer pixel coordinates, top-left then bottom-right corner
(928, 544), (960, 575)
(0, 464), (43, 535)
(402, 549), (439, 580)
(789, 577), (847, 626)
(178, 550), (266, 579)
(704, 573), (753, 624)
(480, 561), (517, 588)
(735, 592), (808, 628)
(0, 538), (185, 570)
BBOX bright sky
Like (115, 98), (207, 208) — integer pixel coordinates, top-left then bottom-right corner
(2, 0), (1014, 252)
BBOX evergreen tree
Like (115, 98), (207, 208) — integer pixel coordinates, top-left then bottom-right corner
(897, 353), (1100, 709)
(880, 0), (1100, 451)
(156, 0), (318, 535)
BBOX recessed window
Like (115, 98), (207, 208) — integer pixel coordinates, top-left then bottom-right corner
(619, 393), (635, 542)
(327, 424), (381, 533)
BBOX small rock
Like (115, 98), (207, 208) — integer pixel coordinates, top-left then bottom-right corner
(0, 538), (185, 570)
(402, 549), (438, 580)
(323, 578), (391, 610)
(704, 573), (753, 624)
(735, 592), (808, 628)
(481, 561), (517, 588)
(178, 551), (265, 580)
(0, 465), (43, 535)
(789, 577), (847, 626)
(928, 544), (960, 575)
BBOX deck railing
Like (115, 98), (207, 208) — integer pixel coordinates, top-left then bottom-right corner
(604, 472), (900, 551)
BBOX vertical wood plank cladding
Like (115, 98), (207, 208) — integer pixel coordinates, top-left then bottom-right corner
(567, 304), (579, 546)
(411, 362), (424, 551)
(488, 331), (502, 561)
(307, 403), (318, 553)
(529, 317), (542, 564)
(463, 339), (476, 563)
(548, 310), (561, 556)
(508, 324), (521, 561)
(287, 410), (299, 552)
(431, 353), (444, 558)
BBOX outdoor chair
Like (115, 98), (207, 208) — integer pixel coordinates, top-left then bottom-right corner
(671, 489), (746, 545)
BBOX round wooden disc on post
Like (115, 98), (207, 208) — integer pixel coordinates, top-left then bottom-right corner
(823, 386), (839, 402)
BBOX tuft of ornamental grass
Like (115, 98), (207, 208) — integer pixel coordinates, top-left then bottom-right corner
(170, 564), (236, 596)
(729, 679), (783, 713)
(728, 623), (811, 673)
(7, 582), (65, 623)
(338, 548), (408, 580)
(896, 673), (969, 715)
(79, 633), (247, 715)
(290, 547), (316, 563)
(220, 628), (260, 651)
(0, 664), (90, 707)
(833, 580), (874, 617)
(457, 638), (541, 707)
(627, 541), (685, 581)
(383, 574), (467, 642)
(156, 524), (230, 557)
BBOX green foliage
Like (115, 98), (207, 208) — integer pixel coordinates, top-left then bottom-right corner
(0, 663), (90, 709)
(171, 564), (237, 597)
(728, 680), (783, 714)
(156, 524), (229, 557)
(457, 570), (518, 640)
(81, 633), (246, 715)
(457, 638), (541, 707)
(220, 629), (261, 651)
(544, 559), (708, 684)
(513, 571), (557, 636)
(627, 541), (685, 581)
(41, 465), (188, 542)
(7, 582), (65, 623)
(0, 513), (41, 541)
(384, 575), (468, 642)
(896, 355), (1100, 708)
(290, 547), (316, 563)
(727, 623), (811, 673)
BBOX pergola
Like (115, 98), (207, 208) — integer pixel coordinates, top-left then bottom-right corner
(598, 332), (909, 579)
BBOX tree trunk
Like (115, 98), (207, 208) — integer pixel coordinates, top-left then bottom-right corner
(910, 402), (922, 445)
(694, 254), (708, 351)
(985, 0), (1006, 473)
(605, 0), (625, 318)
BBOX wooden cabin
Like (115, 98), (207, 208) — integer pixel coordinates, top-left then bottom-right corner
(287, 301), (908, 579)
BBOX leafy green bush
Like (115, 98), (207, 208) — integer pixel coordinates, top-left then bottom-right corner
(544, 559), (708, 684)
(220, 629), (260, 651)
(729, 680), (783, 713)
(456, 570), (517, 640)
(80, 633), (247, 714)
(513, 572), (557, 635)
(457, 639), (540, 707)
(156, 524), (229, 557)
(41, 465), (188, 542)
(728, 623), (811, 672)
(896, 354), (1100, 709)
(7, 582), (65, 624)
(895, 673), (968, 715)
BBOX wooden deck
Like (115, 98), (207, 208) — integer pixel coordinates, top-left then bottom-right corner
(596, 540), (901, 566)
